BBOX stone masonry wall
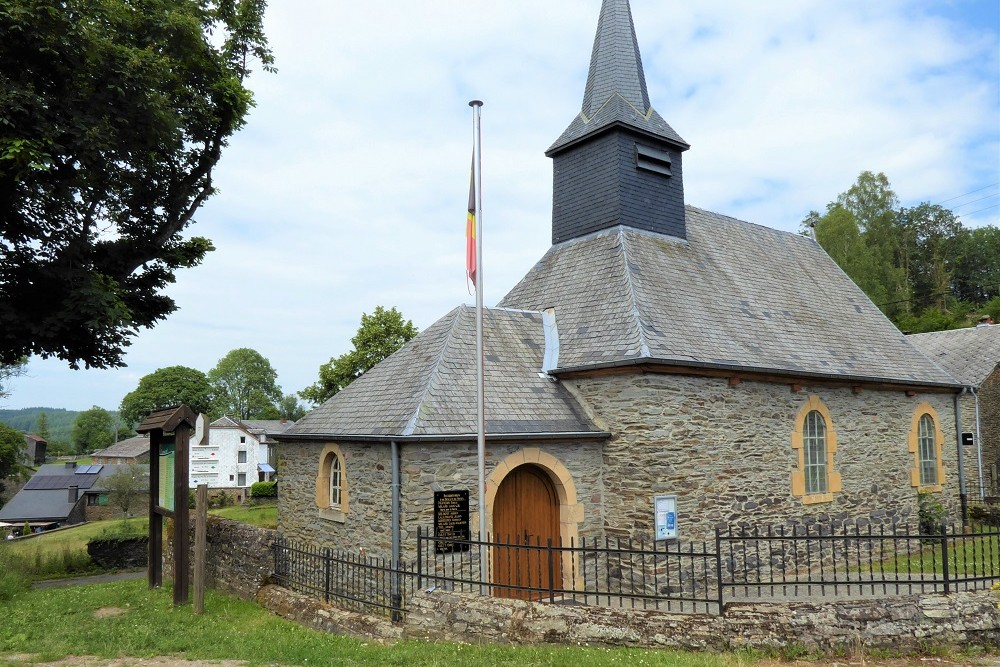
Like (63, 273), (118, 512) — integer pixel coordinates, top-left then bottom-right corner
(980, 370), (1000, 491)
(404, 588), (1000, 653)
(568, 375), (960, 541)
(959, 393), (981, 494)
(164, 515), (276, 600)
(279, 439), (604, 562)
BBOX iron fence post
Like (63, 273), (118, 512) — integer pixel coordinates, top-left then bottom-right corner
(547, 537), (555, 604)
(715, 527), (724, 615)
(417, 526), (423, 590)
(323, 547), (332, 603)
(940, 525), (951, 594)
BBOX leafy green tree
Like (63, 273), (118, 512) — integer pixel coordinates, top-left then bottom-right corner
(103, 464), (149, 518)
(276, 394), (307, 421)
(0, 0), (274, 370)
(71, 406), (115, 453)
(119, 366), (212, 426)
(301, 306), (418, 405)
(34, 412), (50, 441)
(0, 421), (26, 507)
(208, 348), (282, 420)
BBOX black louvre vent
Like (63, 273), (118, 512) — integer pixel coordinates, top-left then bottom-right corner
(636, 144), (672, 177)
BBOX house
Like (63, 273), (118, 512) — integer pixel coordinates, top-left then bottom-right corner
(0, 461), (149, 529)
(910, 325), (1000, 496)
(93, 435), (151, 464)
(21, 434), (47, 466)
(274, 0), (963, 581)
(188, 416), (289, 496)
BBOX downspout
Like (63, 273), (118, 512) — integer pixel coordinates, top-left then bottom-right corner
(972, 387), (984, 496)
(955, 388), (968, 524)
(390, 440), (401, 622)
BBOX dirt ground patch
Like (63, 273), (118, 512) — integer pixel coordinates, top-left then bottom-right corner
(92, 607), (128, 620)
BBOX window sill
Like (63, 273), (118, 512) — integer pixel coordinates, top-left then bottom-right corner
(801, 493), (834, 505)
(318, 507), (346, 523)
(917, 484), (943, 494)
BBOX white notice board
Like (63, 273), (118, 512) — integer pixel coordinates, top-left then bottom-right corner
(654, 495), (678, 540)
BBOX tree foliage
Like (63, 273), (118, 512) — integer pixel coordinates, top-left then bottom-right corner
(208, 348), (282, 420)
(0, 421), (26, 507)
(301, 306), (418, 406)
(0, 0), (274, 369)
(34, 412), (50, 441)
(804, 171), (1000, 333)
(103, 463), (149, 517)
(71, 405), (115, 453)
(119, 365), (212, 425)
(276, 394), (306, 421)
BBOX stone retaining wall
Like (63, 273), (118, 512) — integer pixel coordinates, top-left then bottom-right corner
(404, 588), (1000, 653)
(164, 516), (276, 600)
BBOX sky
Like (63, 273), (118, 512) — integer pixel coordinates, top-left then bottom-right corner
(4, 0), (999, 414)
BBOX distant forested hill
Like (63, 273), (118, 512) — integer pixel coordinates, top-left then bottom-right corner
(0, 407), (78, 446)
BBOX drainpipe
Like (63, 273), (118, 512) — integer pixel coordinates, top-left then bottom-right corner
(955, 388), (968, 524)
(972, 387), (984, 496)
(390, 440), (401, 621)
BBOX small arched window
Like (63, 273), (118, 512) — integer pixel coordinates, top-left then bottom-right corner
(329, 454), (342, 508)
(909, 405), (944, 492)
(791, 395), (841, 504)
(803, 411), (828, 495)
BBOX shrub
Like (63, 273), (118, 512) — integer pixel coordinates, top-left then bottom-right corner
(918, 492), (949, 535)
(250, 481), (276, 498)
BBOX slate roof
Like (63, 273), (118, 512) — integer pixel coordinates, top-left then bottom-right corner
(0, 463), (148, 523)
(548, 0), (687, 155)
(283, 306), (604, 440)
(95, 435), (150, 460)
(243, 420), (295, 435)
(499, 210), (957, 387)
(909, 326), (1000, 387)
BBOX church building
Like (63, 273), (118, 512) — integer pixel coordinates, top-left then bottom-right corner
(275, 0), (964, 573)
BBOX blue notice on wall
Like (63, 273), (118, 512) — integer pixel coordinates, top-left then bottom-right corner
(654, 495), (678, 540)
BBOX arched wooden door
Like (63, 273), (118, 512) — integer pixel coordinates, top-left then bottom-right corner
(492, 464), (561, 600)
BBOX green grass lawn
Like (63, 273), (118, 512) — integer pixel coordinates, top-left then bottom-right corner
(0, 579), (750, 667)
(210, 503), (277, 529)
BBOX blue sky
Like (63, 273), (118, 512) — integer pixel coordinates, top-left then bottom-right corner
(4, 0), (999, 413)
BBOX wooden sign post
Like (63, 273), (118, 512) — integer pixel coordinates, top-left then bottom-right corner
(137, 405), (196, 606)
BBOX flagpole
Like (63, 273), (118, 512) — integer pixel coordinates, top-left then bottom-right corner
(469, 99), (487, 593)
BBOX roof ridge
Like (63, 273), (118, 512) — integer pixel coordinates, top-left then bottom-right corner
(618, 228), (652, 358)
(401, 307), (466, 436)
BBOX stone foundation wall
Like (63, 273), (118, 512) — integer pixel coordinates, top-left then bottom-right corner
(568, 375), (959, 541)
(404, 588), (1000, 653)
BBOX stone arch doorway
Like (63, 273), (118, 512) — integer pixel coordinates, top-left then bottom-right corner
(492, 463), (562, 600)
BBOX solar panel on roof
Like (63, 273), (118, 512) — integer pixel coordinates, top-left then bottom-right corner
(75, 465), (92, 474)
(24, 474), (99, 490)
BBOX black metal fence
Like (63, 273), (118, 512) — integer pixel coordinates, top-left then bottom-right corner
(272, 521), (1000, 619)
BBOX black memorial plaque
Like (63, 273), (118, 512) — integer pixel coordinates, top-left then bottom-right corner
(434, 490), (470, 554)
(962, 432), (975, 447)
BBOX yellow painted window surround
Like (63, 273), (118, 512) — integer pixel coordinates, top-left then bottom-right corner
(315, 444), (349, 520)
(909, 403), (945, 493)
(790, 395), (841, 504)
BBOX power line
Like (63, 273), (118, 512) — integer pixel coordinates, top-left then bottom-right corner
(962, 203), (1000, 217)
(935, 183), (1000, 206)
(950, 193), (999, 211)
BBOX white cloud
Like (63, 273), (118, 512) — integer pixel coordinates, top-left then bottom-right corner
(6, 0), (998, 412)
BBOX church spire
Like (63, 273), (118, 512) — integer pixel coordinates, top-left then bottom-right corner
(547, 0), (690, 244)
(548, 0), (688, 156)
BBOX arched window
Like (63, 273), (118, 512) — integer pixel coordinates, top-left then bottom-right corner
(315, 444), (348, 521)
(909, 405), (944, 492)
(803, 411), (828, 495)
(329, 454), (342, 508)
(791, 395), (841, 504)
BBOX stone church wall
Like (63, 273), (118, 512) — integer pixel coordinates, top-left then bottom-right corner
(567, 374), (960, 541)
(979, 370), (1000, 492)
(278, 438), (605, 562)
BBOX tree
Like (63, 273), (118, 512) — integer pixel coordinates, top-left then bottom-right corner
(0, 358), (27, 400)
(119, 366), (212, 425)
(71, 406), (115, 453)
(276, 394), (307, 421)
(208, 348), (282, 420)
(301, 306), (418, 405)
(0, 0), (274, 370)
(0, 421), (26, 508)
(34, 412), (50, 440)
(103, 463), (149, 518)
